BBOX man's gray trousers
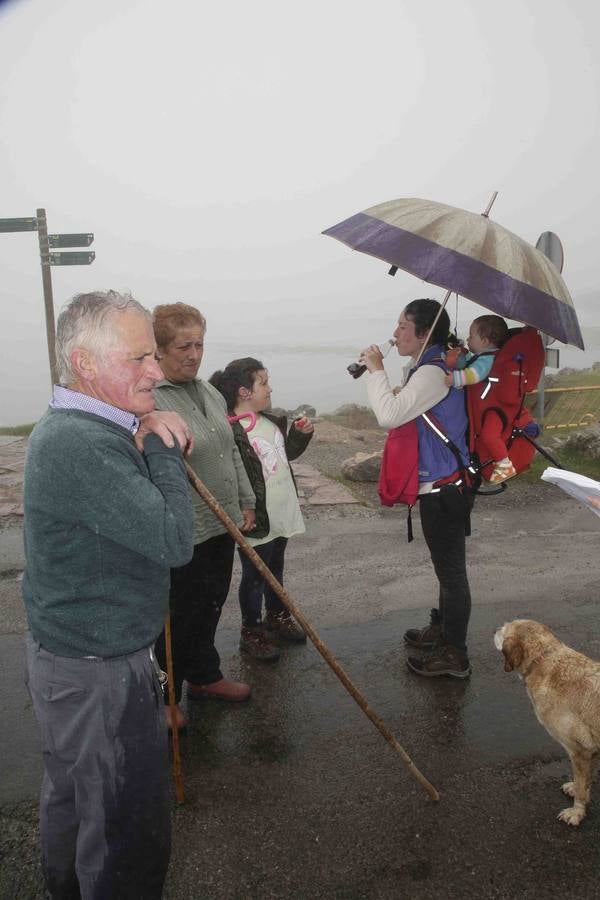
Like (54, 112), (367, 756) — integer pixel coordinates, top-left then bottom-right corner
(25, 633), (170, 900)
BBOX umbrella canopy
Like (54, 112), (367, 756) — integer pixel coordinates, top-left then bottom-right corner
(323, 197), (584, 350)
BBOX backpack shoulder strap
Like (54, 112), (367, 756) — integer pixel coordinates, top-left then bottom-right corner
(420, 411), (469, 480)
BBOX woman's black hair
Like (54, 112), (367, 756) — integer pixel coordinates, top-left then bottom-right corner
(209, 357), (265, 412)
(403, 298), (450, 346)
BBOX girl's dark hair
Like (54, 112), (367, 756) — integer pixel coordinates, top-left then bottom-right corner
(403, 298), (450, 346)
(209, 357), (264, 412)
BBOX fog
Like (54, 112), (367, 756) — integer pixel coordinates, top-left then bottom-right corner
(1, 0), (599, 424)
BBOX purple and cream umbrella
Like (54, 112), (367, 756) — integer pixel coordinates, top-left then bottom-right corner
(323, 193), (584, 350)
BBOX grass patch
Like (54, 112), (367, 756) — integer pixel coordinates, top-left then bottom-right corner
(519, 446), (600, 483)
(322, 406), (380, 430)
(0, 423), (35, 436)
(548, 368), (600, 388)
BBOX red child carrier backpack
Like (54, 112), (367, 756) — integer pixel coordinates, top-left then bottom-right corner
(465, 327), (545, 480)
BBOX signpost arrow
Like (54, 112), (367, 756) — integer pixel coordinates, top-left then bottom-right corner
(0, 217), (38, 233)
(48, 233), (94, 248)
(49, 251), (96, 266)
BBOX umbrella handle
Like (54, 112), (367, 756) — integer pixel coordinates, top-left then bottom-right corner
(227, 412), (257, 432)
(412, 289), (453, 370)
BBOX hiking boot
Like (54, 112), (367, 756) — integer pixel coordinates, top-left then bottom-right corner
(240, 626), (281, 661)
(406, 643), (471, 679)
(404, 608), (441, 650)
(264, 612), (307, 644)
(487, 459), (517, 484)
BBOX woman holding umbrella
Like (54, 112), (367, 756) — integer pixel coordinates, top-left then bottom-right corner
(360, 298), (473, 679)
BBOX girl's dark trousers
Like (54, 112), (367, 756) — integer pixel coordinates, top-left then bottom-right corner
(155, 533), (235, 704)
(238, 537), (288, 627)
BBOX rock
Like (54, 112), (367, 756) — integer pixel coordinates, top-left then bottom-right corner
(270, 404), (317, 420)
(544, 435), (566, 450)
(563, 425), (600, 459)
(289, 404), (317, 419)
(341, 451), (382, 482)
(333, 403), (367, 416)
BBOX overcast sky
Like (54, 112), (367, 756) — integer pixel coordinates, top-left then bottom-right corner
(1, 0), (599, 423)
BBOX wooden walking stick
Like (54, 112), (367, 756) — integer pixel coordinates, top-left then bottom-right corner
(185, 463), (440, 802)
(164, 613), (185, 804)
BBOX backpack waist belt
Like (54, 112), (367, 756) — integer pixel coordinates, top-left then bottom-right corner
(430, 470), (467, 493)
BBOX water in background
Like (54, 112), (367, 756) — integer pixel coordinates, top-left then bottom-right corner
(204, 324), (600, 416)
(4, 318), (600, 426)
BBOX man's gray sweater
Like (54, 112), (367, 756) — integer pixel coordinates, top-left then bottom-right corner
(22, 409), (194, 658)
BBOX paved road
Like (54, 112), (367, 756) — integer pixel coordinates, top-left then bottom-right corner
(2, 479), (600, 898)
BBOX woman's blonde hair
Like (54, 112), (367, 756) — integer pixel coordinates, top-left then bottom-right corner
(152, 302), (206, 350)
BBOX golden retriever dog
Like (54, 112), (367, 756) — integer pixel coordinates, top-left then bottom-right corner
(494, 619), (600, 826)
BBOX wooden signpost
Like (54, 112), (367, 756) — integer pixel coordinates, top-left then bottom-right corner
(0, 210), (95, 387)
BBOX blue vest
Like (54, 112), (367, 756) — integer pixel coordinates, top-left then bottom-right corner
(411, 345), (469, 484)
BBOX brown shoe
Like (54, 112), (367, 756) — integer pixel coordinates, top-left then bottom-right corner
(404, 608), (441, 650)
(164, 703), (188, 731)
(186, 677), (251, 702)
(240, 626), (281, 661)
(264, 612), (307, 643)
(406, 643), (471, 679)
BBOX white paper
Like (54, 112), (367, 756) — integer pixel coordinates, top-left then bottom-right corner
(541, 466), (600, 517)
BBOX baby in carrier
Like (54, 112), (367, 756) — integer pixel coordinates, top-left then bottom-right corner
(444, 314), (515, 484)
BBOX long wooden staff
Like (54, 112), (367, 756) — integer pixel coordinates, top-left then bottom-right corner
(185, 463), (439, 802)
(164, 613), (185, 803)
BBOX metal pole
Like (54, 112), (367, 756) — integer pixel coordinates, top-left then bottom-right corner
(36, 208), (58, 388)
(536, 336), (548, 433)
(534, 233), (565, 434)
(481, 191), (498, 218)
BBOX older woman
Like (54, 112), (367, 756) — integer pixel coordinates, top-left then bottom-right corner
(153, 303), (256, 729)
(361, 298), (473, 679)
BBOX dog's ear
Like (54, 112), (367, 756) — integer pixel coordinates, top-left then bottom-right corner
(502, 636), (523, 672)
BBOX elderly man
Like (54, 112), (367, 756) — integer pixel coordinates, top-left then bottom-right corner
(22, 291), (195, 900)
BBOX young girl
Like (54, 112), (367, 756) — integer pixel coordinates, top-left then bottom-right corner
(210, 358), (313, 661)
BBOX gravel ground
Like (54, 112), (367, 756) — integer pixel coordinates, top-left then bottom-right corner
(0, 417), (591, 899)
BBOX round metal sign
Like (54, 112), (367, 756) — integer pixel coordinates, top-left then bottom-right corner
(535, 231), (564, 274)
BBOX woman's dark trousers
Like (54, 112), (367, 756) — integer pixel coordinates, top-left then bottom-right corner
(155, 533), (235, 703)
(238, 537), (288, 627)
(419, 490), (472, 652)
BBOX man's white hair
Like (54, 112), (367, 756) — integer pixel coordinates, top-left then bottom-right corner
(56, 290), (151, 386)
